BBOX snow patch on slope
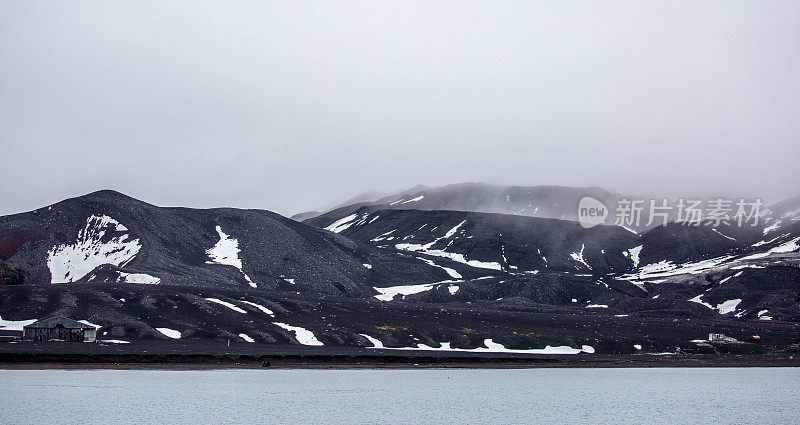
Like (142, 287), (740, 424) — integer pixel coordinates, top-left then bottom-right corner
(206, 226), (255, 287)
(324, 214), (359, 233)
(47, 215), (141, 283)
(716, 299), (742, 315)
(274, 323), (323, 346)
(688, 295), (742, 315)
(118, 272), (160, 285)
(156, 328), (181, 339)
(739, 237), (800, 260)
(373, 283), (439, 301)
(625, 245), (642, 267)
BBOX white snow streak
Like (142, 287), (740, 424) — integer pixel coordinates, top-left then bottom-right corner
(395, 243), (502, 270)
(206, 226), (255, 287)
(623, 256), (734, 281)
(718, 271), (743, 284)
(205, 297), (247, 314)
(360, 334), (385, 348)
(443, 220), (467, 238)
(239, 300), (275, 317)
(156, 328), (181, 339)
(390, 220), (478, 270)
(400, 195), (424, 204)
(712, 229), (736, 241)
(570, 244), (591, 269)
(417, 257), (462, 279)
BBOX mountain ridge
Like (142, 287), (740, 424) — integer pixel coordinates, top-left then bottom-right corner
(0, 188), (798, 353)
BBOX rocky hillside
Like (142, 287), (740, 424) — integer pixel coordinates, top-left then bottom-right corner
(305, 202), (800, 322)
(0, 189), (798, 355)
(0, 260), (26, 285)
(0, 190), (448, 296)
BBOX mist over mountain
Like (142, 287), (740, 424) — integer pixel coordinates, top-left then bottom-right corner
(298, 183), (623, 223)
(298, 182), (780, 233)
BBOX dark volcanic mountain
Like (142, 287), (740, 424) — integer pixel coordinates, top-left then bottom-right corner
(305, 199), (800, 322)
(0, 190), (447, 296)
(0, 188), (799, 357)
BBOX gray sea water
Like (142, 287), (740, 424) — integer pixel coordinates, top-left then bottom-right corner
(1, 368), (798, 424)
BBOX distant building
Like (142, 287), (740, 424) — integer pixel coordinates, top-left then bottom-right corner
(22, 317), (96, 342)
(708, 333), (739, 343)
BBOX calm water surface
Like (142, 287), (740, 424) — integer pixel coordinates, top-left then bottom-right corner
(1, 368), (798, 424)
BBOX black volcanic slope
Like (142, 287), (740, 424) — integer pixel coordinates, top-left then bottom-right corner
(305, 201), (800, 322)
(0, 189), (799, 356)
(0, 190), (448, 296)
(310, 208), (640, 275)
(2, 283), (799, 356)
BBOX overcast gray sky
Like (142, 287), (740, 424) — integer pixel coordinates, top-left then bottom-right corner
(1, 1), (798, 216)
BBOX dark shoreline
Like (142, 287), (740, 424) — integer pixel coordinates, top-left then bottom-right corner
(2, 339), (797, 370)
(1, 353), (798, 370)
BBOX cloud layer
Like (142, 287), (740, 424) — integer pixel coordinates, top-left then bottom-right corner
(2, 1), (798, 215)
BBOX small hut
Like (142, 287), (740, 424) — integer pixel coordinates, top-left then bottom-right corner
(708, 333), (738, 343)
(22, 317), (97, 342)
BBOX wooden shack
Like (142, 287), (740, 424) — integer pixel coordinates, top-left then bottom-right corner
(22, 317), (97, 342)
